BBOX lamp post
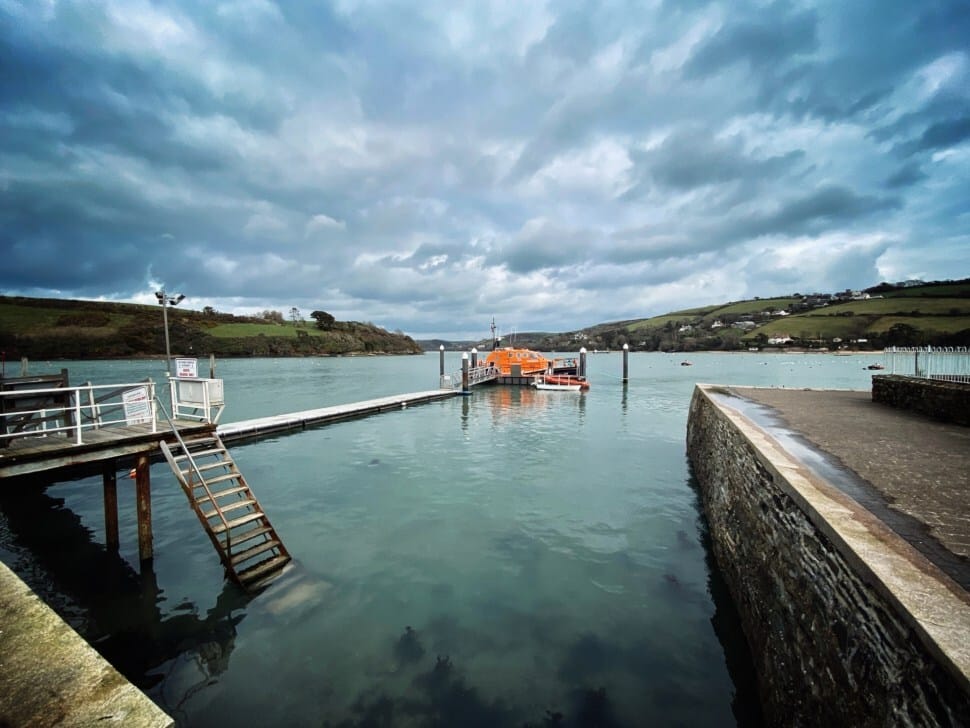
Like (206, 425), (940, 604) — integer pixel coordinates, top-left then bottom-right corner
(155, 290), (185, 377)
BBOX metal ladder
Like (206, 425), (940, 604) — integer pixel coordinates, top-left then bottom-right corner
(156, 402), (290, 590)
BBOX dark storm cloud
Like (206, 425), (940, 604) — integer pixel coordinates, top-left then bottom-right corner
(685, 7), (818, 79)
(1, 1), (967, 337)
(884, 163), (927, 189)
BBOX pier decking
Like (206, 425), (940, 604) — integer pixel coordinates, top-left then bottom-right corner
(217, 389), (457, 443)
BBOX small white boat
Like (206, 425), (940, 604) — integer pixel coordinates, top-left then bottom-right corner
(533, 376), (582, 391)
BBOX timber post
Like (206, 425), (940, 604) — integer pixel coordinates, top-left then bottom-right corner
(439, 345), (445, 377)
(471, 347), (478, 368)
(134, 452), (153, 563)
(102, 461), (119, 552)
(579, 347), (587, 378)
(461, 353), (470, 393)
(622, 343), (629, 383)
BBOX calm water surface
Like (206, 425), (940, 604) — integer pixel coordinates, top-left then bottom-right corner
(0, 352), (877, 726)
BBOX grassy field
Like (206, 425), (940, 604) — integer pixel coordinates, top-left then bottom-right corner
(885, 282), (970, 298)
(805, 297), (970, 316)
(703, 297), (799, 317)
(205, 322), (323, 338)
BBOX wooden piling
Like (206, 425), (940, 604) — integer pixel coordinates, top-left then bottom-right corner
(579, 347), (587, 378)
(439, 345), (445, 377)
(134, 453), (153, 563)
(461, 354), (470, 393)
(622, 343), (629, 383)
(102, 462), (119, 552)
(471, 347), (478, 368)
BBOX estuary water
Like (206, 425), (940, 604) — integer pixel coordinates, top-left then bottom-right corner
(0, 352), (879, 727)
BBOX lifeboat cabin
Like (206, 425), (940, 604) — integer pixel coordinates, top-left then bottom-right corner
(483, 347), (551, 376)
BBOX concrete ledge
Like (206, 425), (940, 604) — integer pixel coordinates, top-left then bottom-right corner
(687, 384), (970, 726)
(872, 374), (970, 426)
(0, 560), (173, 727)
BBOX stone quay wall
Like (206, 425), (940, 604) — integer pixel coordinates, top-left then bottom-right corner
(686, 385), (969, 727)
(872, 375), (970, 426)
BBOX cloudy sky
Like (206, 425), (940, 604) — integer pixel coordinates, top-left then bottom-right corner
(1, 1), (968, 339)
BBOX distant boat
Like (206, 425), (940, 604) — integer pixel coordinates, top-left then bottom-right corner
(866, 363), (885, 370)
(680, 361), (693, 366)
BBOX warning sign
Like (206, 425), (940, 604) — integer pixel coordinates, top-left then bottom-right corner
(122, 387), (153, 425)
(175, 358), (198, 378)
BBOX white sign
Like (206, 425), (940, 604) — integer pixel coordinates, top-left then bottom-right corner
(175, 358), (198, 378)
(122, 387), (152, 425)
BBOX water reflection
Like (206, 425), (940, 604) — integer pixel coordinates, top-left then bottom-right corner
(685, 464), (765, 728)
(0, 486), (250, 719)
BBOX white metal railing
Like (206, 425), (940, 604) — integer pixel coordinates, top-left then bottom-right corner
(0, 380), (158, 447)
(884, 347), (970, 383)
(441, 364), (501, 390)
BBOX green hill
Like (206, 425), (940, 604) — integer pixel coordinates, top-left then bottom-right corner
(0, 296), (423, 360)
(563, 280), (970, 352)
(430, 279), (970, 353)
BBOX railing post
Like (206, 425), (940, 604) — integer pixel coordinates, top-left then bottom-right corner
(149, 380), (158, 433)
(74, 392), (82, 445)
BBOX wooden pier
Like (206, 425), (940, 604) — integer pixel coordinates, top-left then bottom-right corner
(1, 382), (458, 578)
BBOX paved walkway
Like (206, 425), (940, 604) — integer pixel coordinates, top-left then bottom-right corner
(729, 387), (970, 588)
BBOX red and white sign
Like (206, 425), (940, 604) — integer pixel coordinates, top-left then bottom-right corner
(175, 358), (198, 378)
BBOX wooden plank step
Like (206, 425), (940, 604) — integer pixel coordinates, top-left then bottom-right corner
(173, 446), (226, 462)
(210, 511), (264, 534)
(202, 498), (256, 520)
(182, 461), (229, 476)
(237, 554), (291, 585)
(195, 485), (249, 504)
(221, 524), (273, 548)
(203, 472), (242, 487)
(230, 539), (281, 567)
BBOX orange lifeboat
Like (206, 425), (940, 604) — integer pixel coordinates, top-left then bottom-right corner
(482, 347), (550, 376)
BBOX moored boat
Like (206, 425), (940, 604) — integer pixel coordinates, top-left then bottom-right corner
(533, 376), (582, 391)
(541, 373), (590, 390)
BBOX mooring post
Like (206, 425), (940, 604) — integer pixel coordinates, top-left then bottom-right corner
(461, 353), (470, 393)
(471, 347), (478, 368)
(103, 461), (119, 551)
(579, 347), (587, 378)
(134, 452), (153, 563)
(209, 353), (217, 379)
(20, 357), (28, 376)
(439, 345), (445, 377)
(622, 343), (629, 383)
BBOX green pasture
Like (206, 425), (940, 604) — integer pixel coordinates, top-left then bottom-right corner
(206, 322), (321, 338)
(866, 316), (970, 334)
(804, 297), (970, 316)
(705, 297), (798, 317)
(885, 282), (970, 298)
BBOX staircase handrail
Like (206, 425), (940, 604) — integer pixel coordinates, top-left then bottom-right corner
(153, 395), (232, 549)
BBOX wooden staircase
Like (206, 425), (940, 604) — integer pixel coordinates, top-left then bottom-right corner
(160, 433), (291, 590)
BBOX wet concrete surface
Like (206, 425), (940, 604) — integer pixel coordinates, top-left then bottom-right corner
(725, 387), (970, 591)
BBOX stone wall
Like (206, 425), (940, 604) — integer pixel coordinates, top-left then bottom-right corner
(686, 386), (969, 727)
(872, 375), (970, 426)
